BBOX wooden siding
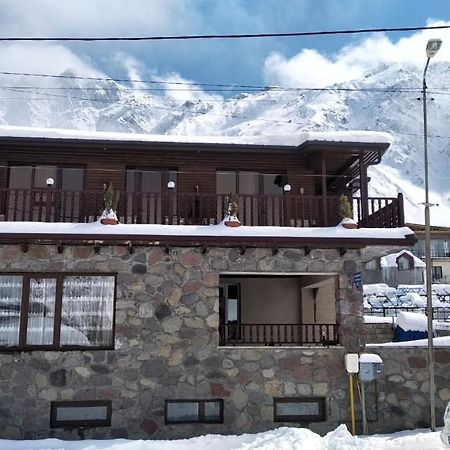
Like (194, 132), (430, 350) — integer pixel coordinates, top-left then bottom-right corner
(0, 144), (321, 195)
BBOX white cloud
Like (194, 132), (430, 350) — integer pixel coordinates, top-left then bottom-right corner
(0, 0), (201, 36)
(264, 20), (450, 87)
(148, 71), (223, 104)
(0, 42), (103, 78)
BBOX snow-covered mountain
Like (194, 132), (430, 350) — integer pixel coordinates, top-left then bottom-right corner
(1, 64), (450, 226)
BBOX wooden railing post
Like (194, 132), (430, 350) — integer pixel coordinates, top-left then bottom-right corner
(397, 192), (405, 227)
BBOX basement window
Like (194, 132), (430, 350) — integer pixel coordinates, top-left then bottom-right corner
(50, 400), (112, 428)
(165, 399), (223, 424)
(273, 397), (326, 422)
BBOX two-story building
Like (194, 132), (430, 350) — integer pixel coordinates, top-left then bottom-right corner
(0, 125), (443, 440)
(409, 223), (450, 283)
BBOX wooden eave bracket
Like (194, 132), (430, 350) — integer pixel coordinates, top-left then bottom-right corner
(128, 242), (134, 254)
(57, 242), (64, 254)
(339, 247), (347, 256)
(303, 246), (311, 256)
(20, 242), (29, 253)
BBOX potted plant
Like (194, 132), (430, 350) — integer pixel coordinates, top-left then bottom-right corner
(339, 194), (357, 229)
(223, 193), (241, 227)
(100, 182), (120, 225)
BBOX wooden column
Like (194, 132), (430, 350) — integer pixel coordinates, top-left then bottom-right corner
(359, 153), (369, 223)
(321, 153), (328, 226)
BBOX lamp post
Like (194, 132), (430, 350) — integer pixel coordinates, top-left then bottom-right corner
(423, 37), (442, 432)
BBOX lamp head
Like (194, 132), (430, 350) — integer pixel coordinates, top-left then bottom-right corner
(426, 39), (442, 58)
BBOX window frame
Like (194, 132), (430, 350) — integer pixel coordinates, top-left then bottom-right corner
(7, 163), (86, 190)
(0, 272), (116, 351)
(164, 399), (224, 425)
(273, 397), (326, 423)
(50, 400), (112, 428)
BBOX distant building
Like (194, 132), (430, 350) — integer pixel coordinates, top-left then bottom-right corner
(364, 250), (425, 286)
(409, 223), (450, 283)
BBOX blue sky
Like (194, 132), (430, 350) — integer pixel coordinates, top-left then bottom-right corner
(0, 0), (450, 92)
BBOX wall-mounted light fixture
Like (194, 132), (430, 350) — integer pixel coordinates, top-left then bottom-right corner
(46, 177), (55, 187)
(167, 181), (175, 190)
(283, 183), (292, 193)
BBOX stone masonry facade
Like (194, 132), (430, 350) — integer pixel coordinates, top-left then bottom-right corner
(0, 243), (448, 439)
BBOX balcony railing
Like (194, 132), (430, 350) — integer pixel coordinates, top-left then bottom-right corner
(0, 188), (404, 228)
(218, 323), (339, 346)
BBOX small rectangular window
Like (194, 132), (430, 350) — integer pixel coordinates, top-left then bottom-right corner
(165, 400), (223, 424)
(50, 400), (112, 428)
(274, 397), (326, 422)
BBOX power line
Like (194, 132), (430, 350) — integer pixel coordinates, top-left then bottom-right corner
(0, 84), (431, 94)
(1, 91), (450, 140)
(0, 24), (449, 42)
(0, 70), (428, 92)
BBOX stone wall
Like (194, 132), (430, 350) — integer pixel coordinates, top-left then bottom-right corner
(0, 243), (445, 440)
(365, 323), (394, 344)
(368, 347), (450, 433)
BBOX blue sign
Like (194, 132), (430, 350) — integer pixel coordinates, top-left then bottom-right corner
(353, 272), (362, 288)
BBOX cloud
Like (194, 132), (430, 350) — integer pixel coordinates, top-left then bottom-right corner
(264, 20), (450, 87)
(0, 42), (103, 78)
(0, 0), (201, 36)
(147, 71), (223, 104)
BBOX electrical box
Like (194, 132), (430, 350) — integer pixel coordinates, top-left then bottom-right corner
(358, 353), (383, 382)
(345, 353), (359, 374)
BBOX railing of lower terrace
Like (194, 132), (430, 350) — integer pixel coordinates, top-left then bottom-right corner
(218, 323), (339, 346)
(364, 307), (450, 322)
(0, 188), (404, 228)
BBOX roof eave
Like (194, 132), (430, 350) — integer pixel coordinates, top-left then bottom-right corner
(0, 232), (417, 248)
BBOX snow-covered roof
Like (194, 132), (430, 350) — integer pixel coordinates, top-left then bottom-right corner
(0, 220), (413, 241)
(380, 250), (425, 268)
(0, 125), (392, 148)
(359, 353), (383, 364)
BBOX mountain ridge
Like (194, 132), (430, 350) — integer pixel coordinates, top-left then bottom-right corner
(1, 63), (450, 226)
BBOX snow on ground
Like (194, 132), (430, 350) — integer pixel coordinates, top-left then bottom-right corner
(368, 336), (450, 347)
(1, 425), (447, 450)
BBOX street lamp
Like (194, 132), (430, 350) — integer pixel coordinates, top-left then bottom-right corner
(423, 37), (442, 432)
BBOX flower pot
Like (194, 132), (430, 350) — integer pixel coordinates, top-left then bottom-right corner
(101, 217), (118, 225)
(224, 220), (241, 227)
(342, 222), (358, 229)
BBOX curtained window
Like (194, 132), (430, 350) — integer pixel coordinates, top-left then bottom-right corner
(0, 274), (115, 350)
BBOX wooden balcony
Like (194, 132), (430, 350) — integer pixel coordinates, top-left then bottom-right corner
(218, 323), (339, 346)
(0, 188), (405, 228)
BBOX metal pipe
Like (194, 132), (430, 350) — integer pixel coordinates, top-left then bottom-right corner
(361, 381), (368, 435)
(423, 56), (436, 431)
(349, 374), (356, 435)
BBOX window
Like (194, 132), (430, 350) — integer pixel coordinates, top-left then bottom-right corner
(433, 266), (443, 280)
(50, 401), (112, 428)
(0, 274), (115, 350)
(397, 256), (412, 271)
(165, 400), (223, 424)
(273, 397), (326, 422)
